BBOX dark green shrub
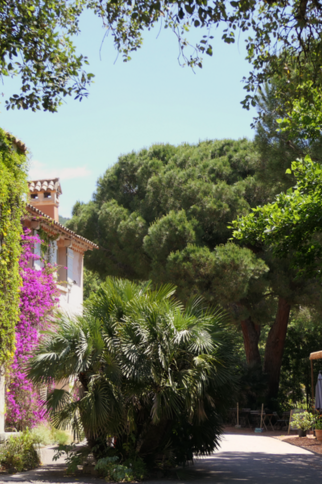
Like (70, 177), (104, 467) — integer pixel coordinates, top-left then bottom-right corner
(95, 456), (133, 482)
(278, 314), (322, 409)
(29, 278), (238, 466)
(122, 456), (147, 480)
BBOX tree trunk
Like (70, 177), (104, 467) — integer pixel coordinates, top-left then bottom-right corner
(240, 318), (261, 366)
(264, 297), (291, 400)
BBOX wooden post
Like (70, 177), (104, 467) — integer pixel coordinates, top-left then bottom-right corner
(288, 409), (293, 435)
(260, 403), (264, 430)
(235, 402), (241, 428)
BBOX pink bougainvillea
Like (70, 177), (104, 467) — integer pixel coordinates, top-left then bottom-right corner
(6, 229), (59, 430)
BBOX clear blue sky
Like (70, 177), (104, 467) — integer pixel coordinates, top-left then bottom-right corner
(2, 10), (256, 218)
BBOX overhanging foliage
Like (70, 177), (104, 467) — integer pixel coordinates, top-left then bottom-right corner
(0, 0), (93, 112)
(3, 0), (322, 111)
(232, 157), (322, 278)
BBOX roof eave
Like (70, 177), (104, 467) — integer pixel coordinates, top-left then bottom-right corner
(25, 204), (99, 251)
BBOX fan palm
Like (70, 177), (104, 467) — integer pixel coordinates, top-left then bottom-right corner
(28, 277), (237, 461)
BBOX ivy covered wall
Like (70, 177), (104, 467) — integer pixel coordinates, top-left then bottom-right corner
(0, 129), (27, 365)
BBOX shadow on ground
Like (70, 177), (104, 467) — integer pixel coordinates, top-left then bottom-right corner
(171, 452), (322, 484)
(1, 436), (322, 483)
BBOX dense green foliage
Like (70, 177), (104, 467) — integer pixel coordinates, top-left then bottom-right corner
(0, 429), (40, 473)
(66, 138), (321, 328)
(277, 83), (322, 142)
(233, 79), (322, 279)
(0, 129), (27, 365)
(252, 82), (322, 199)
(67, 137), (322, 402)
(1, 0), (93, 111)
(31, 423), (70, 446)
(28, 278), (237, 464)
(95, 456), (135, 481)
(279, 310), (322, 408)
(67, 138), (261, 282)
(67, 139), (271, 336)
(83, 267), (102, 301)
(58, 215), (70, 226)
(232, 157), (322, 278)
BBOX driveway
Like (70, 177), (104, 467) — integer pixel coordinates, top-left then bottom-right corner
(168, 433), (322, 484)
(1, 432), (322, 484)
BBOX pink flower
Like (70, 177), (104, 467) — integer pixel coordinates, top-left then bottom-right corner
(6, 230), (59, 430)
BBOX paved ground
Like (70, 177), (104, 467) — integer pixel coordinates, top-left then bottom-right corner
(1, 432), (322, 484)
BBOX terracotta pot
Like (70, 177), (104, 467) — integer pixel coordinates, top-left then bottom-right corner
(315, 429), (322, 441)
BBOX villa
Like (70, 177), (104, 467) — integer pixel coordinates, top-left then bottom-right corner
(23, 178), (98, 315)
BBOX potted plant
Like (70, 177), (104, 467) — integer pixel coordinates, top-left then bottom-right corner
(290, 411), (314, 437)
(314, 416), (322, 441)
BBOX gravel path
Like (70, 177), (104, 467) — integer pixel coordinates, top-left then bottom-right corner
(1, 432), (322, 484)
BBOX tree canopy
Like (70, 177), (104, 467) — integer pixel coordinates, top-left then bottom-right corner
(252, 81), (322, 198)
(67, 137), (322, 401)
(0, 0), (93, 111)
(3, 0), (322, 111)
(67, 138), (261, 283)
(233, 157), (322, 279)
(233, 81), (322, 278)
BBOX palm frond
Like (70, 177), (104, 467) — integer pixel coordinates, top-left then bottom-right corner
(29, 276), (237, 459)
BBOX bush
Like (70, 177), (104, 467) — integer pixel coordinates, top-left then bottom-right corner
(29, 278), (238, 465)
(95, 456), (133, 482)
(290, 411), (315, 431)
(53, 443), (90, 474)
(52, 428), (70, 445)
(122, 456), (147, 480)
(31, 423), (52, 446)
(31, 423), (70, 446)
(0, 429), (40, 472)
(315, 416), (322, 430)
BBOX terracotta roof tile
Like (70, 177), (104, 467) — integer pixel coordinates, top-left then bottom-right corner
(26, 204), (98, 250)
(28, 178), (62, 195)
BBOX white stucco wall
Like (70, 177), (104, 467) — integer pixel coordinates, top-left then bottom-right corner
(32, 236), (84, 317)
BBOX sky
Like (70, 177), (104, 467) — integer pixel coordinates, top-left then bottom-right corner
(2, 10), (256, 218)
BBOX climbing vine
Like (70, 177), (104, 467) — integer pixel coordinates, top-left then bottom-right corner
(6, 230), (59, 430)
(0, 128), (28, 365)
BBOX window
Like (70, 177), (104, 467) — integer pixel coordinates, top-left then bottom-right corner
(57, 246), (67, 284)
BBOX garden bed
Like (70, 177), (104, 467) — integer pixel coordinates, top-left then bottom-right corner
(277, 435), (322, 455)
